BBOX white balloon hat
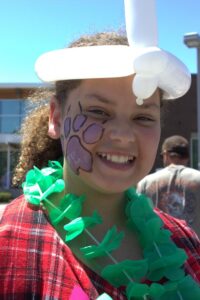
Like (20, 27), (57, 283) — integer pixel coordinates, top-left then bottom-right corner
(35, 0), (191, 105)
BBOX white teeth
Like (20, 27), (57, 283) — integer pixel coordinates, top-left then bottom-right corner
(107, 154), (111, 160)
(99, 153), (133, 164)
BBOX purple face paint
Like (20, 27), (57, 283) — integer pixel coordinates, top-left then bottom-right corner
(83, 123), (104, 144)
(66, 136), (93, 175)
(64, 117), (71, 139)
(73, 114), (87, 132)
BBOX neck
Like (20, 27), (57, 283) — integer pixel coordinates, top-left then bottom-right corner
(64, 170), (127, 230)
(82, 190), (126, 229)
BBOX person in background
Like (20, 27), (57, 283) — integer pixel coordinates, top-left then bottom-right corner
(137, 135), (200, 237)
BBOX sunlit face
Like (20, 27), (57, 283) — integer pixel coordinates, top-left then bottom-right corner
(59, 75), (161, 194)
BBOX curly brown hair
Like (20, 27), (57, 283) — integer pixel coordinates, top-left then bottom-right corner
(12, 31), (128, 187)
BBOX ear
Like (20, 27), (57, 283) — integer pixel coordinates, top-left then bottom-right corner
(48, 96), (62, 139)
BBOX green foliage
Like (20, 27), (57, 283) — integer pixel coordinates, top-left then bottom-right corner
(0, 191), (12, 202)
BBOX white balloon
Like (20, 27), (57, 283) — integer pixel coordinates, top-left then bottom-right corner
(133, 48), (167, 74)
(131, 48), (191, 101)
(35, 0), (191, 103)
(124, 0), (158, 47)
(132, 74), (158, 100)
(157, 51), (192, 99)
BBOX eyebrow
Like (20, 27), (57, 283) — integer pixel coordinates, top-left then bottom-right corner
(141, 102), (160, 110)
(84, 93), (160, 109)
(84, 93), (116, 105)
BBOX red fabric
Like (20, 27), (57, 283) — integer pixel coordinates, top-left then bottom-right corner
(155, 208), (200, 283)
(0, 196), (125, 300)
(0, 196), (200, 299)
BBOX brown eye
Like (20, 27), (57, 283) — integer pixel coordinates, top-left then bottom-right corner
(88, 109), (110, 117)
(133, 115), (157, 127)
(136, 116), (154, 122)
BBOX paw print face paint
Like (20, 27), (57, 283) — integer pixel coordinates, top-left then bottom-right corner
(64, 117), (71, 138)
(63, 106), (104, 175)
(67, 136), (93, 175)
(83, 123), (104, 144)
(73, 114), (87, 131)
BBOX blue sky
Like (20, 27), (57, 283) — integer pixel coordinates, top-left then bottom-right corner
(1, 0), (200, 83)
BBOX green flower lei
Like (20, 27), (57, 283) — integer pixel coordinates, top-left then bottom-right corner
(23, 161), (200, 300)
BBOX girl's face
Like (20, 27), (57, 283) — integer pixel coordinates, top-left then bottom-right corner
(56, 75), (161, 194)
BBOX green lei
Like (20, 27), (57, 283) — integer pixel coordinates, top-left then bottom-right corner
(22, 160), (200, 300)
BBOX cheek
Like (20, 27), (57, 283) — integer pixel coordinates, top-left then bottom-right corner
(141, 126), (161, 157)
(66, 136), (93, 175)
(136, 128), (160, 183)
(62, 114), (105, 175)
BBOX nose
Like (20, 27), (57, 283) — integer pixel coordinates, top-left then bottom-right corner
(107, 120), (136, 145)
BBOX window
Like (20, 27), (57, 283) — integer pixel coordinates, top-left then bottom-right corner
(191, 134), (198, 169)
(0, 99), (26, 133)
(0, 147), (19, 189)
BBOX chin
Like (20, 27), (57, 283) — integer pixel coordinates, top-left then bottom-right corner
(91, 179), (135, 194)
(78, 169), (139, 194)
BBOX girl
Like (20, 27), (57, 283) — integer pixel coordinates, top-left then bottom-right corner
(1, 31), (200, 300)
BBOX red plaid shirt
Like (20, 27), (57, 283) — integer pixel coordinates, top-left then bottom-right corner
(0, 195), (200, 300)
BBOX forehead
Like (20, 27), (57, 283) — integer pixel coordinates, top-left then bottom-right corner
(81, 76), (136, 98)
(65, 76), (161, 107)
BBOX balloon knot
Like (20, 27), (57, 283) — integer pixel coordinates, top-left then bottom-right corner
(136, 98), (144, 105)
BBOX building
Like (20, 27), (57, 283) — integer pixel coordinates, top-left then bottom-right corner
(154, 74), (198, 170)
(0, 75), (198, 191)
(0, 83), (46, 190)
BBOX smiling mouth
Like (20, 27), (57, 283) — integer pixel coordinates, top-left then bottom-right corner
(97, 152), (135, 165)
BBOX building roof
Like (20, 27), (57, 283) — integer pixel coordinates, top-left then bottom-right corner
(0, 83), (51, 89)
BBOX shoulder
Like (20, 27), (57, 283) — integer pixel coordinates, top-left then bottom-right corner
(155, 207), (200, 248)
(0, 195), (58, 254)
(0, 195), (91, 298)
(0, 196), (110, 299)
(0, 195), (49, 228)
(176, 167), (200, 191)
(181, 166), (200, 180)
(137, 168), (168, 191)
(141, 167), (171, 183)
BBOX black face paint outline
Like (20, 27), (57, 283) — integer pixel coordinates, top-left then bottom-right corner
(78, 101), (83, 112)
(67, 105), (71, 114)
